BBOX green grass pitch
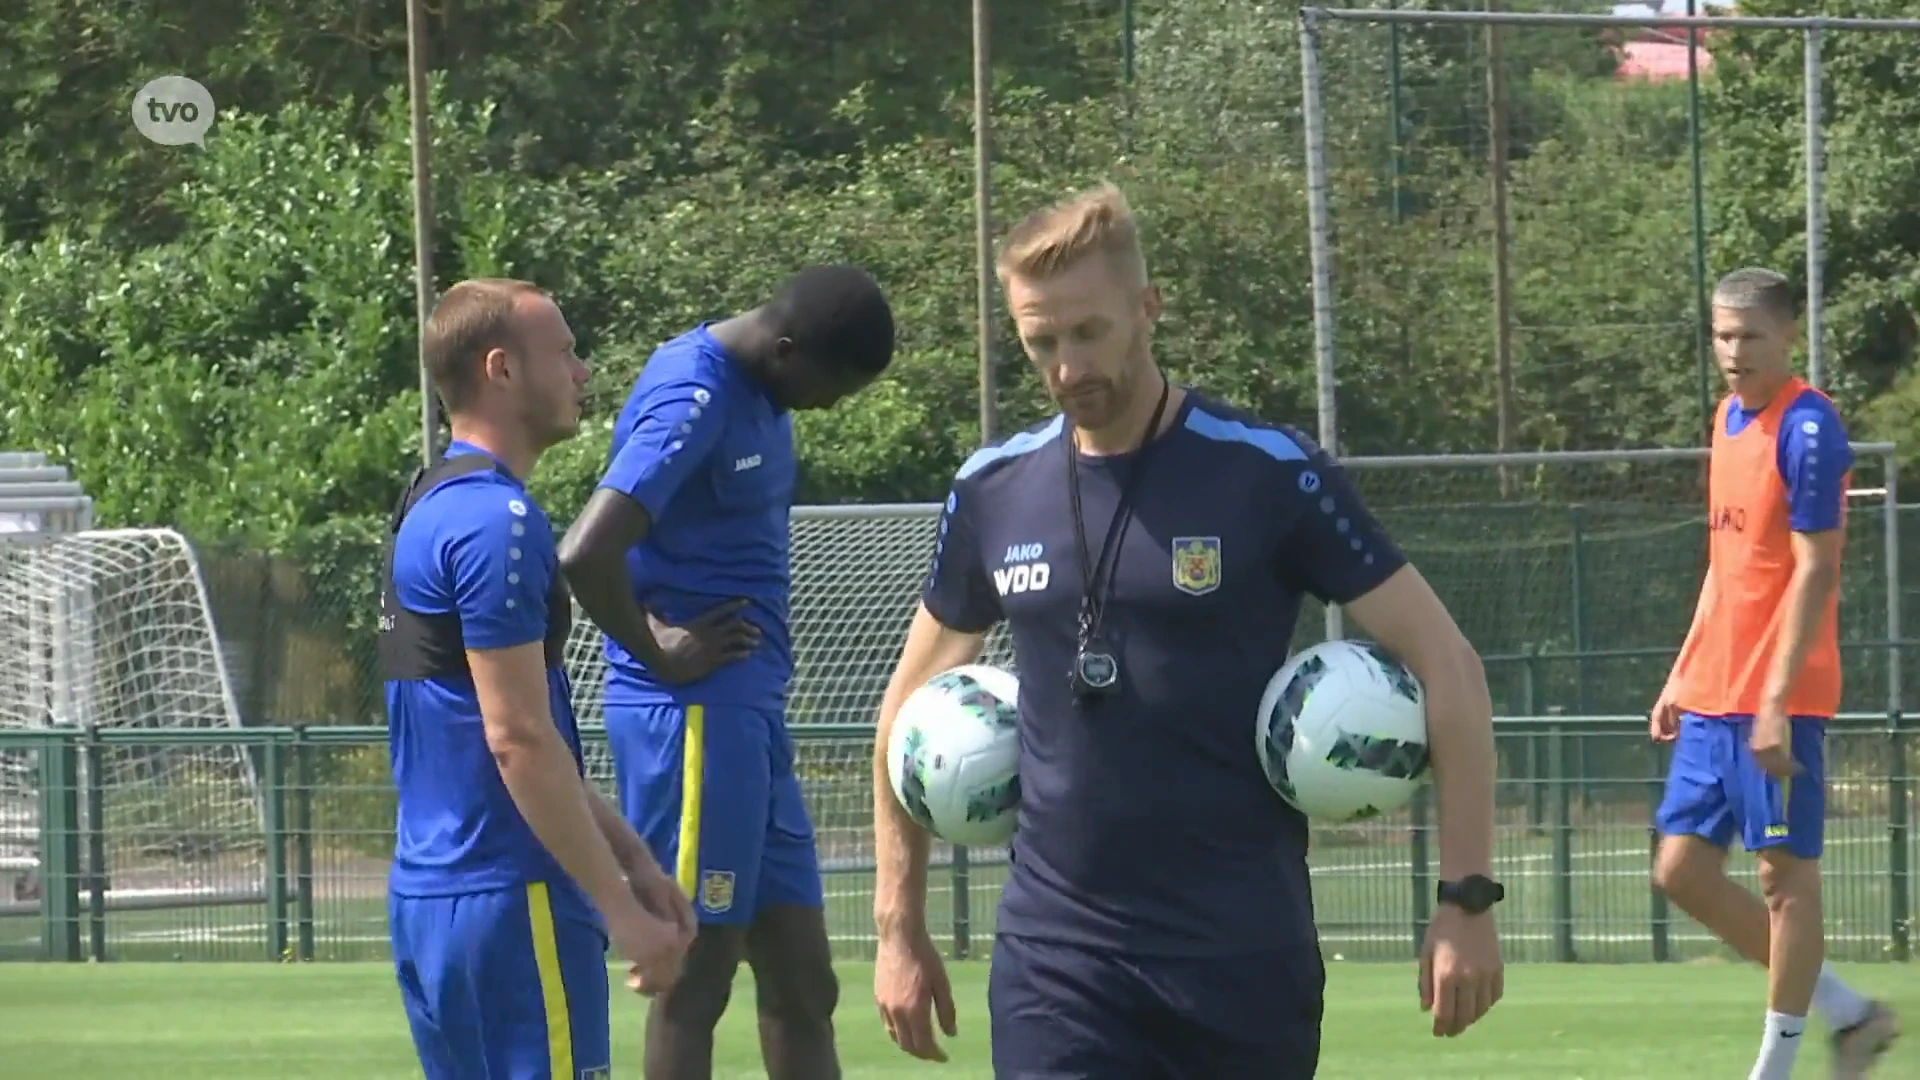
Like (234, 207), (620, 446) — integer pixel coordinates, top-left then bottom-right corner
(0, 959), (1912, 1078)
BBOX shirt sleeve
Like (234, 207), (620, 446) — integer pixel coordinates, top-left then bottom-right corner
(597, 374), (728, 521)
(1778, 394), (1852, 534)
(920, 483), (1002, 634)
(1271, 432), (1408, 605)
(442, 489), (555, 651)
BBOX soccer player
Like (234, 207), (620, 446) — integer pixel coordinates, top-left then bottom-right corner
(557, 265), (896, 1079)
(383, 279), (696, 1080)
(1649, 267), (1899, 1080)
(870, 183), (1506, 1077)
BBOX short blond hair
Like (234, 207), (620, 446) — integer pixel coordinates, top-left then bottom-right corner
(424, 278), (547, 412)
(994, 182), (1149, 288)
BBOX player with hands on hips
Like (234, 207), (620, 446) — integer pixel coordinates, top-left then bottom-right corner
(870, 183), (1506, 1078)
(560, 266), (896, 1080)
(1649, 268), (1898, 1080)
(380, 279), (694, 1080)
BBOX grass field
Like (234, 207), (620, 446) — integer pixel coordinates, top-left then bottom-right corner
(0, 959), (1913, 1077)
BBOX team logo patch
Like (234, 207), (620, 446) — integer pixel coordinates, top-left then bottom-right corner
(699, 870), (736, 914)
(1171, 536), (1222, 596)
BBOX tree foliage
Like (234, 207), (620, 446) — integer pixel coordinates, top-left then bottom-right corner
(0, 0), (1914, 721)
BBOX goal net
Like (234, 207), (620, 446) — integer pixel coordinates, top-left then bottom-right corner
(0, 528), (258, 907)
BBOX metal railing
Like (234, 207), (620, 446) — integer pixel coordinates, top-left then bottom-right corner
(0, 713), (1909, 965)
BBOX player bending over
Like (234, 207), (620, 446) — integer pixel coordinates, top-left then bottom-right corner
(558, 266), (895, 1079)
(871, 184), (1506, 1078)
(1649, 267), (1900, 1080)
(382, 279), (696, 1080)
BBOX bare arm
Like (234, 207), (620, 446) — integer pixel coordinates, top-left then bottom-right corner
(1345, 565), (1494, 881)
(873, 604), (988, 938)
(586, 782), (660, 880)
(557, 489), (671, 667)
(1761, 529), (1844, 707)
(470, 641), (650, 923)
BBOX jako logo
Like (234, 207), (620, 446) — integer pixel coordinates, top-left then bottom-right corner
(734, 454), (762, 472)
(992, 561), (1050, 596)
(1003, 542), (1044, 563)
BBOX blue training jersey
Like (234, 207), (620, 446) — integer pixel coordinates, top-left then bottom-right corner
(384, 442), (588, 899)
(596, 324), (796, 712)
(922, 391), (1407, 957)
(1726, 384), (1852, 535)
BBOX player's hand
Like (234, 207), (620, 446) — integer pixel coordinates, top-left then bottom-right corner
(646, 599), (760, 684)
(605, 898), (688, 998)
(630, 864), (697, 950)
(1648, 684), (1682, 743)
(1749, 702), (1799, 779)
(875, 924), (958, 1062)
(1419, 905), (1504, 1038)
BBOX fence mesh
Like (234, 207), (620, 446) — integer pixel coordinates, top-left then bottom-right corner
(2, 721), (1912, 964)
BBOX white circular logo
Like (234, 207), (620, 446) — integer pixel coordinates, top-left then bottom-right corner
(131, 76), (217, 147)
(507, 499), (528, 518)
(1801, 420), (1820, 435)
(693, 388), (712, 406)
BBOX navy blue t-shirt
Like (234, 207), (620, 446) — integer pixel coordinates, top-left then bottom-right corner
(596, 325), (796, 711)
(922, 392), (1406, 957)
(385, 442), (588, 901)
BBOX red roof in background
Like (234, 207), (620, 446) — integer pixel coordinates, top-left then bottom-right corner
(1615, 14), (1716, 81)
(1617, 39), (1714, 80)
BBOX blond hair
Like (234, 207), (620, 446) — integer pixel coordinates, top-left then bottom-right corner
(423, 278), (547, 412)
(994, 182), (1148, 288)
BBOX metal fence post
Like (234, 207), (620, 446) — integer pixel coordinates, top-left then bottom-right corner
(264, 735), (289, 961)
(37, 731), (80, 961)
(951, 844), (972, 961)
(1647, 738), (1671, 963)
(82, 723), (106, 962)
(1410, 783), (1431, 951)
(1549, 722), (1575, 962)
(292, 723), (316, 962)
(1884, 453), (1908, 960)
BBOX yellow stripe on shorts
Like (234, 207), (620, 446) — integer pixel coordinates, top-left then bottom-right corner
(526, 881), (574, 1078)
(676, 704), (706, 898)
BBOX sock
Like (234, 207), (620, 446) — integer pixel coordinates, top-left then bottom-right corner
(1748, 1011), (1807, 1080)
(1812, 962), (1873, 1031)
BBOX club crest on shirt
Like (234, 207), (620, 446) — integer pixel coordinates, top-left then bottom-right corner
(699, 869), (735, 914)
(1171, 536), (1222, 596)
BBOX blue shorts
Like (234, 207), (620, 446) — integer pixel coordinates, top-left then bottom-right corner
(988, 934), (1324, 1079)
(606, 703), (822, 924)
(1655, 713), (1828, 859)
(389, 883), (611, 1080)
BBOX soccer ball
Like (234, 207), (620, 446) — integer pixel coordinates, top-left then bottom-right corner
(885, 663), (1022, 848)
(1255, 640), (1431, 822)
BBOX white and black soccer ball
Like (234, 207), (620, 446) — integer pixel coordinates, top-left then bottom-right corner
(1255, 640), (1431, 822)
(885, 663), (1022, 848)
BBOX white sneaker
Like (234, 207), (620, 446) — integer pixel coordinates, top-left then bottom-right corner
(1830, 1002), (1899, 1079)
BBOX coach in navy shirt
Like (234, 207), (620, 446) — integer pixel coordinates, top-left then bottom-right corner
(872, 186), (1507, 1078)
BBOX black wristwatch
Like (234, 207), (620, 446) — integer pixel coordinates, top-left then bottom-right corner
(1436, 875), (1505, 915)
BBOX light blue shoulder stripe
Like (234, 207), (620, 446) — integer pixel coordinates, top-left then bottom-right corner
(957, 415), (1065, 480)
(1182, 407), (1309, 463)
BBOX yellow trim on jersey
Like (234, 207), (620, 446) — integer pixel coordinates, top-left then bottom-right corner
(676, 704), (707, 897)
(526, 882), (574, 1078)
(1779, 775), (1792, 825)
